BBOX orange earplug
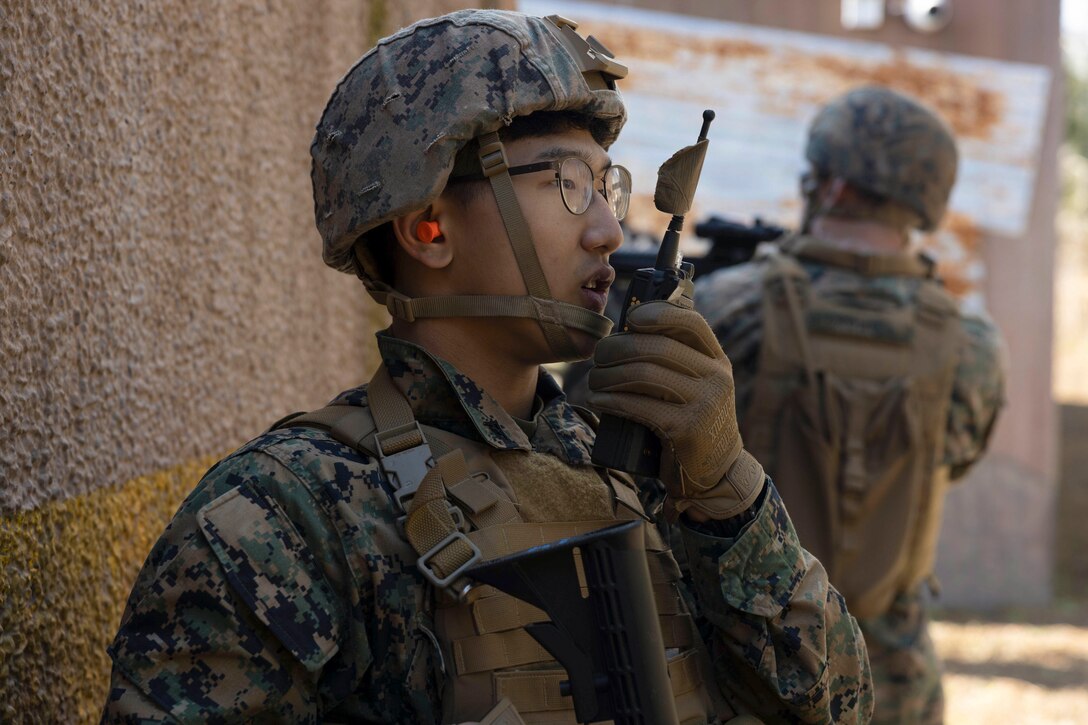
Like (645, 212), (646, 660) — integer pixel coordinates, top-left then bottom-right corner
(416, 220), (442, 243)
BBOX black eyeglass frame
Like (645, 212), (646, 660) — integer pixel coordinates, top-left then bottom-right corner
(449, 158), (632, 221)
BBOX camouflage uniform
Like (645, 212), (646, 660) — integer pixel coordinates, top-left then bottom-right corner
(102, 332), (873, 723)
(103, 11), (873, 723)
(694, 251), (1005, 724)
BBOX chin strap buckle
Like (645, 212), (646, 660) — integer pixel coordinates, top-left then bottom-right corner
(385, 289), (416, 323)
(478, 133), (509, 178)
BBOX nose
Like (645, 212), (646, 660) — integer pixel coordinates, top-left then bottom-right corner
(581, 191), (624, 256)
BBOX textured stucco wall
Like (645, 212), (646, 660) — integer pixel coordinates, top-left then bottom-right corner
(0, 1), (505, 720)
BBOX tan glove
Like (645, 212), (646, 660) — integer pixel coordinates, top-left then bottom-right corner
(587, 300), (764, 522)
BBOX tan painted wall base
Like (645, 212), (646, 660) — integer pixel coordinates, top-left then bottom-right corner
(0, 455), (221, 721)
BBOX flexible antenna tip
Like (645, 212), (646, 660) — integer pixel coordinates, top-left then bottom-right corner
(698, 109), (716, 141)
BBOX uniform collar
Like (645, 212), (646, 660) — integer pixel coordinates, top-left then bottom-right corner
(331, 332), (596, 466)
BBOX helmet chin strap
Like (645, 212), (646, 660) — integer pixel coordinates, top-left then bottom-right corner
(358, 131), (613, 363)
(800, 173), (851, 234)
(798, 170), (822, 234)
(473, 131), (610, 362)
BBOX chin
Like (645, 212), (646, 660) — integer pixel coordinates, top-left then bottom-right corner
(529, 333), (598, 365)
(506, 319), (602, 364)
(561, 329), (601, 362)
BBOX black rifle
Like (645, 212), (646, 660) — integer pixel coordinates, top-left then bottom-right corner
(610, 215), (788, 279)
(467, 520), (679, 725)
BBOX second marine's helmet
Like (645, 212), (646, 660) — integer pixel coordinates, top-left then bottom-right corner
(310, 10), (628, 361)
(805, 85), (958, 231)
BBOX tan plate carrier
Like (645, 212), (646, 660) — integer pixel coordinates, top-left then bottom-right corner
(744, 238), (960, 620)
(279, 366), (724, 724)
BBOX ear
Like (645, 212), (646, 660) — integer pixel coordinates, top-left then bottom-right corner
(800, 170), (820, 197)
(391, 206), (454, 270)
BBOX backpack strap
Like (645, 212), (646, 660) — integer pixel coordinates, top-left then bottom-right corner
(909, 279), (962, 381)
(764, 251), (819, 389)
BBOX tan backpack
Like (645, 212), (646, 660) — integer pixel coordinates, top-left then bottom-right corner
(743, 238), (961, 619)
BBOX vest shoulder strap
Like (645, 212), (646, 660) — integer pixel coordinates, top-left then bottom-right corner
(915, 276), (959, 325)
(784, 235), (935, 278)
(273, 405), (380, 455)
(761, 251), (819, 386)
(786, 235), (935, 277)
(569, 403), (600, 430)
(275, 380), (526, 536)
(273, 366), (483, 597)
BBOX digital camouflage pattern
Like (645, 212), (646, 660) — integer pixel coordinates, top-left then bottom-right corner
(694, 248), (1005, 724)
(806, 86), (958, 231)
(857, 594), (944, 725)
(311, 10), (626, 276)
(681, 488), (873, 722)
(103, 332), (874, 723)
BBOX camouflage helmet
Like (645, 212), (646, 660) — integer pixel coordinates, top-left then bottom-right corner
(805, 86), (958, 231)
(309, 10), (629, 363)
(311, 10), (627, 275)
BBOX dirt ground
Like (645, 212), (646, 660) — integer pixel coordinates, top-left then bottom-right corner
(931, 601), (1088, 724)
(925, 403), (1088, 723)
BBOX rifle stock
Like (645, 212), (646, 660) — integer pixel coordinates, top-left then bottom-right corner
(466, 520), (679, 725)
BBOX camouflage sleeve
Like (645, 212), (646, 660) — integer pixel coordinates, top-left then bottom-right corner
(694, 262), (766, 415)
(101, 435), (368, 723)
(944, 313), (1006, 480)
(679, 480), (874, 723)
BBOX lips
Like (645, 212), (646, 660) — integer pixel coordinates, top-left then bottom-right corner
(579, 266), (615, 313)
(582, 267), (615, 292)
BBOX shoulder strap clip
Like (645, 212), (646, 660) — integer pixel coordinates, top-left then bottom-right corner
(373, 420), (435, 513)
(417, 529), (483, 592)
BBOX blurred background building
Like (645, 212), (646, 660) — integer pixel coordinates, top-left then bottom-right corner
(534, 0), (1062, 614)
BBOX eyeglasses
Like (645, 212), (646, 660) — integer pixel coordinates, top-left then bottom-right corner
(451, 157), (632, 221)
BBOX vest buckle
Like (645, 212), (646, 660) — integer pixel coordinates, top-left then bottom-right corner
(374, 421), (435, 513)
(417, 529), (482, 593)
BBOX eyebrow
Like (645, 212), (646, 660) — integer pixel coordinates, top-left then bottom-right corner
(535, 146), (612, 172)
